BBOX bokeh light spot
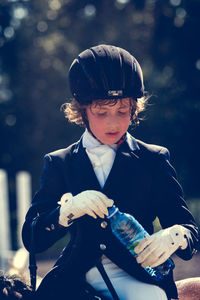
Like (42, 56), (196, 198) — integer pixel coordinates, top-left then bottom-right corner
(176, 7), (186, 18)
(13, 6), (28, 19)
(5, 115), (16, 126)
(170, 0), (181, 6)
(174, 16), (184, 27)
(49, 0), (61, 10)
(4, 27), (15, 39)
(47, 10), (58, 20)
(196, 60), (200, 70)
(0, 89), (12, 103)
(84, 4), (96, 18)
(37, 21), (48, 32)
(116, 0), (130, 4)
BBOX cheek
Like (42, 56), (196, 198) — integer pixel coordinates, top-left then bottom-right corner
(120, 116), (131, 129)
(88, 118), (97, 132)
(89, 118), (105, 135)
(86, 112), (103, 133)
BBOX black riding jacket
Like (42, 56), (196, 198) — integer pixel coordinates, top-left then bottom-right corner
(22, 134), (199, 300)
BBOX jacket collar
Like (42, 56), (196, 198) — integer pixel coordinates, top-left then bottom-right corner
(126, 132), (140, 152)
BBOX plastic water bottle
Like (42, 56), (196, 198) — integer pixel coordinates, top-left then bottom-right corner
(107, 206), (174, 281)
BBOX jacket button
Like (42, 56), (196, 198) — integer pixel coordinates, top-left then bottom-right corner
(101, 221), (108, 228)
(45, 227), (51, 231)
(100, 244), (106, 250)
(51, 224), (55, 230)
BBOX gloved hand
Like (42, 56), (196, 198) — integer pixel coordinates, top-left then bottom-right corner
(58, 190), (114, 227)
(134, 225), (190, 268)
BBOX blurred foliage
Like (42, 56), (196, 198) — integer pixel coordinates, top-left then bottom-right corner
(0, 0), (200, 228)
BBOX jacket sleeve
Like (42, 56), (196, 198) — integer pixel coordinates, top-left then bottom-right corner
(153, 147), (199, 260)
(22, 154), (69, 253)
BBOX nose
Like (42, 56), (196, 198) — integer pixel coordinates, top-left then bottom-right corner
(107, 115), (119, 129)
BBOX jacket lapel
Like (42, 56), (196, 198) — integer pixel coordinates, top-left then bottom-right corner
(102, 139), (153, 223)
(102, 141), (141, 201)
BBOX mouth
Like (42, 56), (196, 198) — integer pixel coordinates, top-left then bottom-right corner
(105, 132), (119, 137)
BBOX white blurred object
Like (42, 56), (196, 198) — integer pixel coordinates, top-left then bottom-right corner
(16, 171), (31, 248)
(0, 169), (11, 270)
(9, 247), (42, 288)
(8, 247), (29, 275)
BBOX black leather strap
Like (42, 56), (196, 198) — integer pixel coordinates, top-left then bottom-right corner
(95, 258), (120, 300)
(29, 215), (39, 291)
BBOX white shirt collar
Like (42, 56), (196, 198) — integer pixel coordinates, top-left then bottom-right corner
(82, 129), (102, 148)
(82, 129), (139, 151)
(82, 129), (117, 151)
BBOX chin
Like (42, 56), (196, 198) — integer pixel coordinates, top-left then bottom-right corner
(102, 138), (118, 145)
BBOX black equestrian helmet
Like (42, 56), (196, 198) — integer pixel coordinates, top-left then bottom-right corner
(68, 44), (144, 104)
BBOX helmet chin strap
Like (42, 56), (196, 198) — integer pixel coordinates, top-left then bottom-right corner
(116, 133), (127, 148)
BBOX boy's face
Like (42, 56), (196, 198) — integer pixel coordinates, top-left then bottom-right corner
(86, 98), (131, 144)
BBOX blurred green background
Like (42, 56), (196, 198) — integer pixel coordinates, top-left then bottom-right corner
(0, 0), (200, 250)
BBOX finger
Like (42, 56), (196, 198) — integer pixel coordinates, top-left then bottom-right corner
(93, 208), (105, 218)
(136, 240), (162, 263)
(150, 252), (170, 268)
(140, 244), (166, 267)
(93, 197), (110, 216)
(91, 191), (114, 207)
(141, 251), (164, 268)
(106, 198), (114, 207)
(136, 242), (163, 264)
(88, 193), (113, 217)
(89, 190), (108, 200)
(136, 246), (155, 264)
(85, 191), (114, 211)
(86, 207), (98, 219)
(96, 196), (114, 215)
(134, 237), (152, 254)
(86, 198), (105, 218)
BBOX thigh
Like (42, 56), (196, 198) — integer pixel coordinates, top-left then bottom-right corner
(114, 276), (167, 300)
(95, 279), (167, 300)
(86, 264), (167, 300)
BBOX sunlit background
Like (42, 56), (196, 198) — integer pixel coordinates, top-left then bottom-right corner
(0, 0), (200, 253)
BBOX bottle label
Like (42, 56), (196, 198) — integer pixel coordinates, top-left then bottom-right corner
(128, 238), (145, 255)
(127, 230), (148, 253)
(128, 240), (140, 254)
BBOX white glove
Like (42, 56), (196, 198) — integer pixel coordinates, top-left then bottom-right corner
(58, 190), (114, 227)
(134, 225), (191, 268)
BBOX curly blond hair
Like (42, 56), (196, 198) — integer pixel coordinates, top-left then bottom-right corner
(62, 97), (148, 127)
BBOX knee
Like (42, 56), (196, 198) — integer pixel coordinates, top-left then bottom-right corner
(176, 277), (200, 300)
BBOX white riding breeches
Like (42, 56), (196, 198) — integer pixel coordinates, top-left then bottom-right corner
(86, 257), (168, 300)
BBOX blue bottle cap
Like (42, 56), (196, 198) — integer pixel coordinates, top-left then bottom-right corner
(107, 206), (119, 218)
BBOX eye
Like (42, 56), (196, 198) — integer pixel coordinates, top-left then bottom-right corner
(96, 112), (107, 117)
(118, 111), (126, 114)
(118, 110), (129, 116)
